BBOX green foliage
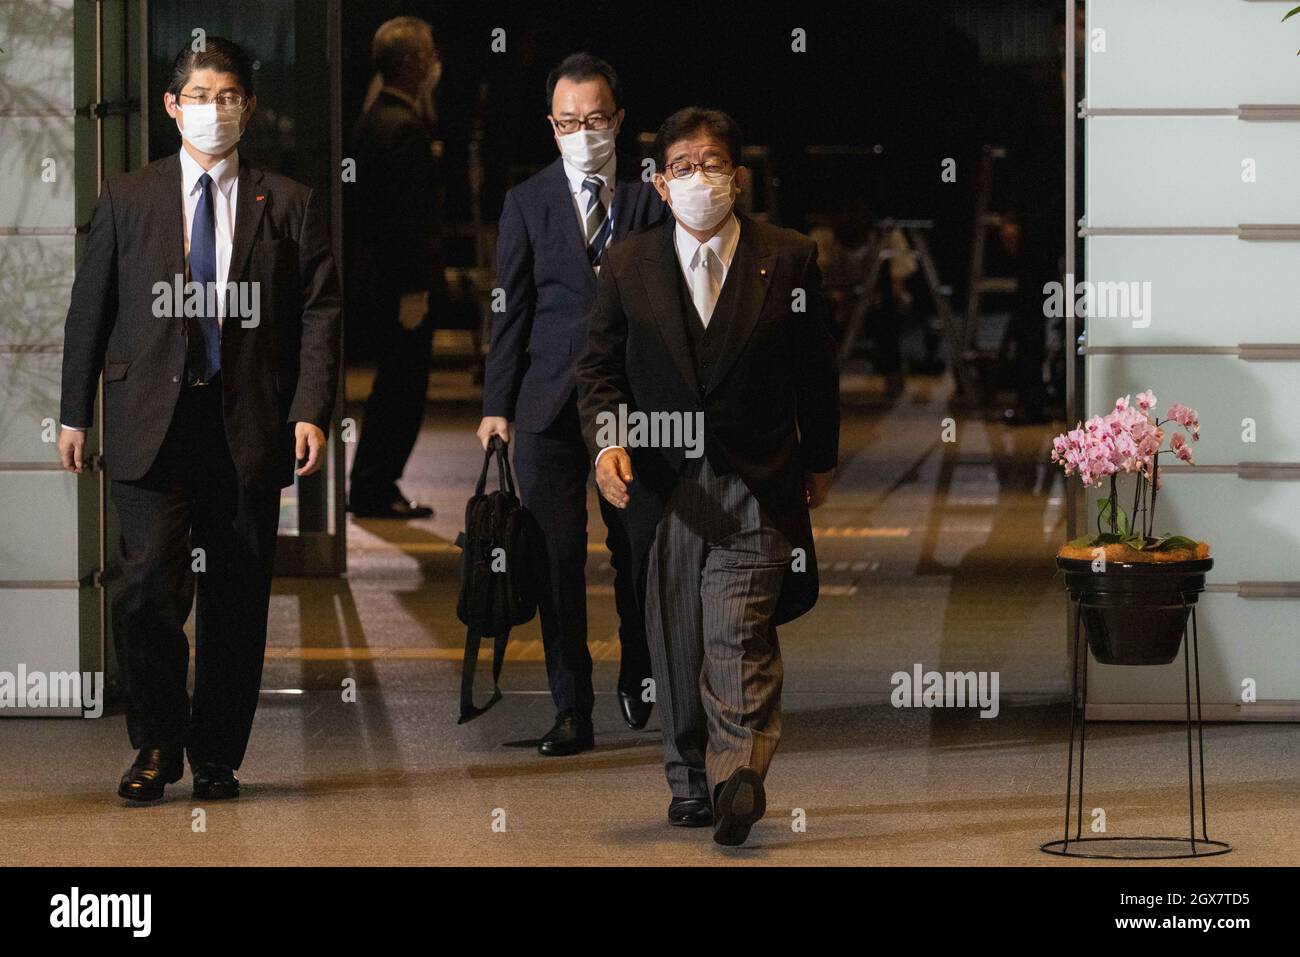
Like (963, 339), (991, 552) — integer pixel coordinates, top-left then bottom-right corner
(1096, 497), (1130, 537)
(1068, 529), (1200, 553)
(1075, 491), (1201, 552)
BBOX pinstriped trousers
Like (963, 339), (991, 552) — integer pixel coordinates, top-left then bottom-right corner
(644, 454), (792, 800)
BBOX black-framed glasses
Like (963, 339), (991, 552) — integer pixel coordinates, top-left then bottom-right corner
(179, 90), (247, 109)
(664, 159), (732, 179)
(552, 112), (616, 134)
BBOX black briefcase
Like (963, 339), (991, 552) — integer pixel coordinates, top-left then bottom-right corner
(453, 436), (543, 723)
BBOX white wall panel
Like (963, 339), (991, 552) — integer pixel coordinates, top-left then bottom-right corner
(1084, 1), (1300, 716)
(1085, 473), (1300, 584)
(1087, 118), (1300, 227)
(1087, 354), (1300, 465)
(1088, 0), (1300, 108)
(1086, 236), (1300, 346)
(1087, 592), (1299, 706)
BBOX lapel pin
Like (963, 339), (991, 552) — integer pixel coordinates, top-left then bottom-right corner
(759, 267), (768, 279)
(255, 194), (265, 202)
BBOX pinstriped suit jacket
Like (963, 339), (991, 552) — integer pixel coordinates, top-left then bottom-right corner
(577, 214), (840, 624)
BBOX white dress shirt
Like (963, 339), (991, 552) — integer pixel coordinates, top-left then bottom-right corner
(562, 151), (616, 248)
(594, 213), (741, 468)
(62, 148), (239, 431)
(673, 213), (740, 325)
(179, 146), (239, 325)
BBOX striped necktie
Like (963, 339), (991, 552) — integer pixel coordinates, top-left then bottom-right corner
(581, 176), (611, 268)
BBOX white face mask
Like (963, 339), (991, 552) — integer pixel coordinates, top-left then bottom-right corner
(176, 102), (243, 154)
(666, 170), (736, 231)
(556, 128), (616, 174)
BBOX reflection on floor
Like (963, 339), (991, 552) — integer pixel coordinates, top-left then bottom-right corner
(2, 372), (1296, 865)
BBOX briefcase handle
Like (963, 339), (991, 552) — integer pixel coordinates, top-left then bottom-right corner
(474, 434), (517, 497)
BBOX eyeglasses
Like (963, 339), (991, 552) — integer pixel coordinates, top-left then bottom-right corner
(179, 91), (248, 109)
(552, 112), (616, 134)
(664, 159), (733, 179)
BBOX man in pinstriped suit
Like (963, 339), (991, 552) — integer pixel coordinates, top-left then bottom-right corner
(577, 107), (840, 846)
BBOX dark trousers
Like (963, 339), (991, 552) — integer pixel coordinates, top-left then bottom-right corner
(512, 398), (652, 718)
(644, 456), (789, 800)
(350, 292), (435, 504)
(109, 379), (280, 768)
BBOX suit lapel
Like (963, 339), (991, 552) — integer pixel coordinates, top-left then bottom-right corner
(636, 222), (698, 394)
(704, 215), (776, 395)
(545, 158), (596, 290)
(160, 154), (267, 285)
(228, 161), (266, 284)
(155, 154), (185, 284)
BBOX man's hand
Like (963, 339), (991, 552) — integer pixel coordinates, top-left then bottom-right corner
(476, 416), (513, 449)
(595, 447), (633, 509)
(294, 422), (326, 477)
(58, 427), (86, 473)
(804, 469), (833, 509)
(398, 291), (428, 331)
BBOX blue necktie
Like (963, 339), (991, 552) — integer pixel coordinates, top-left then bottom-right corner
(582, 176), (611, 267)
(188, 172), (221, 382)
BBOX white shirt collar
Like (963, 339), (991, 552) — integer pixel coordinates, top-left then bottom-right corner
(562, 151), (617, 195)
(179, 146), (239, 199)
(674, 212), (741, 272)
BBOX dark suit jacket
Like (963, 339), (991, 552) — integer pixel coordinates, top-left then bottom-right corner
(347, 89), (441, 299)
(576, 215), (840, 625)
(482, 154), (667, 434)
(60, 152), (342, 489)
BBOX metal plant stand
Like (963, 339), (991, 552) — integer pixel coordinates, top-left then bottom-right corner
(1040, 597), (1231, 859)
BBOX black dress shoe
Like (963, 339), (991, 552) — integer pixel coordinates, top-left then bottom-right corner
(537, 711), (594, 757)
(117, 747), (183, 802)
(668, 796), (713, 828)
(712, 767), (765, 847)
(618, 688), (653, 730)
(192, 763), (240, 800)
(348, 495), (434, 519)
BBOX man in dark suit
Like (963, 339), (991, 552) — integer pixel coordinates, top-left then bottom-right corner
(478, 53), (667, 756)
(57, 38), (341, 802)
(577, 108), (839, 845)
(347, 16), (442, 518)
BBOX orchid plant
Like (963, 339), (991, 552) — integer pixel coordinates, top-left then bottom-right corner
(1288, 6), (1300, 54)
(1051, 390), (1201, 552)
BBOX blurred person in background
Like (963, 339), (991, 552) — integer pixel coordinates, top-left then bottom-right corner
(347, 16), (444, 518)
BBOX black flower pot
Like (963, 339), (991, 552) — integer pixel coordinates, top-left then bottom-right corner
(1056, 557), (1213, 666)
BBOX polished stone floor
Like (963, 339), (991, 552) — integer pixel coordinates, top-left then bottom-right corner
(2, 370), (1296, 866)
